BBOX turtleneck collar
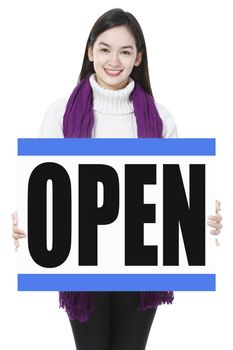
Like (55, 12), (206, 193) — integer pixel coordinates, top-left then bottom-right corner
(89, 73), (135, 115)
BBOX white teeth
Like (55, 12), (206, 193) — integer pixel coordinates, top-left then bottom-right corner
(106, 70), (121, 72)
(104, 68), (122, 77)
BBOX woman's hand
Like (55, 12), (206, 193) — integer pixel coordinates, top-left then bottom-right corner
(11, 201), (222, 250)
(207, 200), (222, 246)
(11, 211), (27, 251)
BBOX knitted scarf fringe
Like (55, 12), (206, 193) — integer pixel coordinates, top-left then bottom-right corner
(59, 292), (96, 322)
(59, 291), (174, 322)
(138, 291), (174, 311)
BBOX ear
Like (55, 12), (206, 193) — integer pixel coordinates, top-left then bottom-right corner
(88, 47), (93, 62)
(134, 51), (142, 67)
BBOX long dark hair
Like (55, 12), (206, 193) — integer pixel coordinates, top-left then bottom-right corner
(79, 8), (153, 96)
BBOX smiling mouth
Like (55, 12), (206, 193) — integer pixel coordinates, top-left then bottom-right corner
(104, 69), (123, 77)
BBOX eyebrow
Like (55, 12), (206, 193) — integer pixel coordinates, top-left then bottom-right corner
(98, 42), (134, 50)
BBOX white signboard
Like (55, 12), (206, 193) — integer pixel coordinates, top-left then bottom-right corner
(17, 138), (216, 291)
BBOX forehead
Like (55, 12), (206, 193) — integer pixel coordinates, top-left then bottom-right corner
(95, 25), (136, 48)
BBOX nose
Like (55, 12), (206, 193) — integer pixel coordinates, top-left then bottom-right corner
(107, 52), (121, 67)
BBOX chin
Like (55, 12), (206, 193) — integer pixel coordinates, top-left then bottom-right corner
(106, 76), (128, 85)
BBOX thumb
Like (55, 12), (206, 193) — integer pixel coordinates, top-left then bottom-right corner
(11, 211), (18, 225)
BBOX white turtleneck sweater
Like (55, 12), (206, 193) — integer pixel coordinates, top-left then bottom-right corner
(39, 74), (177, 138)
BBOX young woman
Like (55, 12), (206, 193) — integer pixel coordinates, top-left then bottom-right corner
(12, 8), (222, 350)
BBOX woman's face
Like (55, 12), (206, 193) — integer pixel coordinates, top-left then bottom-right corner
(88, 25), (142, 90)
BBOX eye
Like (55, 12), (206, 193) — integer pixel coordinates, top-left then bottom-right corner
(100, 48), (110, 53)
(121, 50), (131, 55)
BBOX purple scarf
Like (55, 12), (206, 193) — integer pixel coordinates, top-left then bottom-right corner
(63, 75), (163, 138)
(60, 75), (174, 322)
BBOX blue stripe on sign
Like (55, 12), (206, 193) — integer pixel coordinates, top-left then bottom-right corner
(18, 274), (216, 291)
(18, 138), (216, 156)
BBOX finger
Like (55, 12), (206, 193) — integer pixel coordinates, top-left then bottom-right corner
(207, 220), (217, 228)
(208, 214), (222, 223)
(14, 238), (20, 251)
(11, 211), (18, 225)
(215, 200), (221, 213)
(12, 232), (27, 239)
(210, 228), (221, 236)
(12, 226), (25, 235)
(207, 221), (222, 230)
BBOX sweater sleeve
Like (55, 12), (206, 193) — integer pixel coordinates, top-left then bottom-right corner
(39, 98), (67, 138)
(156, 103), (178, 138)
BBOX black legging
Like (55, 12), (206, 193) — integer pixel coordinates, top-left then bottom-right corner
(69, 292), (157, 350)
